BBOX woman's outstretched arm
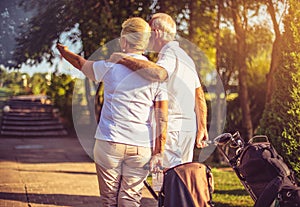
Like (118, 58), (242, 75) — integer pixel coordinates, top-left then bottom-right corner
(56, 43), (96, 81)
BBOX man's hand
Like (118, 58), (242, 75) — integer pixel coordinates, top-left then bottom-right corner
(149, 153), (163, 173)
(107, 52), (128, 63)
(195, 129), (209, 148)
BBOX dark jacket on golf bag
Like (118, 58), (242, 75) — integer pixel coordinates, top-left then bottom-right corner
(158, 162), (214, 207)
(237, 137), (300, 207)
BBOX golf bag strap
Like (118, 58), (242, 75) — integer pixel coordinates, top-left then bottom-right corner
(254, 176), (283, 207)
(143, 180), (158, 201)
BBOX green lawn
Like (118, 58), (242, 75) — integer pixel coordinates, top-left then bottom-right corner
(212, 167), (254, 207)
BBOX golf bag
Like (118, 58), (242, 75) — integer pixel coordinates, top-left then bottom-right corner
(144, 162), (214, 207)
(214, 132), (300, 207)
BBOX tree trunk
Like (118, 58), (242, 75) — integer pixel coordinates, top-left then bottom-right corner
(213, 0), (223, 163)
(215, 0), (224, 136)
(231, 1), (253, 140)
(266, 38), (281, 103)
(265, 0), (283, 104)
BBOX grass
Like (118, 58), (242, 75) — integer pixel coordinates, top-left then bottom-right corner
(212, 167), (254, 207)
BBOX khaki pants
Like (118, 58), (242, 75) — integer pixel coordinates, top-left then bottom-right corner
(94, 139), (151, 207)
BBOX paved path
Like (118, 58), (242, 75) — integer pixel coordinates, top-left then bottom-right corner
(0, 136), (157, 207)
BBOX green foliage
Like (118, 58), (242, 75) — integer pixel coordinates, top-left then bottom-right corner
(1, 68), (75, 129)
(46, 72), (75, 128)
(30, 73), (48, 95)
(0, 68), (28, 95)
(224, 25), (272, 134)
(260, 0), (300, 181)
(0, 87), (13, 123)
(13, 0), (153, 65)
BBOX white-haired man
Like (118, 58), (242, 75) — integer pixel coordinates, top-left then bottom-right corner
(109, 13), (208, 168)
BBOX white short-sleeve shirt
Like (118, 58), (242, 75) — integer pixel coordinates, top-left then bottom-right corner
(93, 54), (168, 148)
(156, 41), (201, 132)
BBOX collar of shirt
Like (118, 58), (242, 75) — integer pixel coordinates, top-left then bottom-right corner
(158, 41), (179, 58)
(126, 53), (148, 60)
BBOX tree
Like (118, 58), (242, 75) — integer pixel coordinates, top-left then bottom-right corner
(30, 73), (48, 95)
(188, 0), (226, 138)
(12, 0), (285, 144)
(0, 0), (33, 67)
(13, 0), (153, 124)
(221, 25), (273, 134)
(47, 72), (75, 128)
(14, 0), (153, 67)
(247, 25), (273, 132)
(265, 0), (287, 104)
(260, 0), (300, 181)
(158, 0), (273, 141)
(0, 67), (7, 88)
(0, 70), (28, 95)
(225, 0), (257, 140)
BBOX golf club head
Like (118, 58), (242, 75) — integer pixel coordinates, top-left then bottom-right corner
(230, 132), (245, 148)
(214, 133), (232, 145)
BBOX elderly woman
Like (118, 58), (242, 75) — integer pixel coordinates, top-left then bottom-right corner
(56, 17), (168, 207)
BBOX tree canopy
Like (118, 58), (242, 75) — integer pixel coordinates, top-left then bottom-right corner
(0, 0), (33, 67)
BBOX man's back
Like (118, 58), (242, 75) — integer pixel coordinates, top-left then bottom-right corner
(157, 41), (201, 132)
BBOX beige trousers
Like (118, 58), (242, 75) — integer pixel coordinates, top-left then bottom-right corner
(94, 139), (151, 207)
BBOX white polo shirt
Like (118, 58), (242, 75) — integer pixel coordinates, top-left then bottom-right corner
(93, 54), (168, 148)
(156, 41), (201, 132)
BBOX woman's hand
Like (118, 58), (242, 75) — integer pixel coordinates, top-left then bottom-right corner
(56, 43), (68, 54)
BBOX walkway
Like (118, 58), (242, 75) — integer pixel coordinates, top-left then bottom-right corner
(0, 135), (157, 207)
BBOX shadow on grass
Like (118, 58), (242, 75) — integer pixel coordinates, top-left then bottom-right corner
(214, 189), (249, 196)
(212, 202), (248, 207)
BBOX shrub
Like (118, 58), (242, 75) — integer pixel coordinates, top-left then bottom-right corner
(260, 0), (300, 181)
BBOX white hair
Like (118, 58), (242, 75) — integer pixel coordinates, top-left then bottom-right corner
(149, 13), (176, 41)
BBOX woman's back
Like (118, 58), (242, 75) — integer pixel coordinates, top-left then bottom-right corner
(93, 54), (167, 148)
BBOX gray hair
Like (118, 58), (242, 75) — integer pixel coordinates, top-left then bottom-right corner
(149, 13), (176, 41)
